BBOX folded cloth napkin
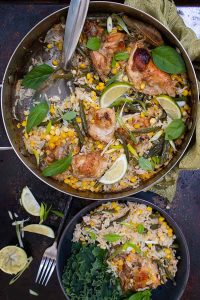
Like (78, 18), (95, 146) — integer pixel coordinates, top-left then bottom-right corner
(125, 0), (200, 201)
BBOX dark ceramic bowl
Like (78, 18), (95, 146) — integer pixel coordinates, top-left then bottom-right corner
(57, 197), (190, 300)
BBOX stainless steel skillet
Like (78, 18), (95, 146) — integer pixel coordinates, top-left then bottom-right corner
(1, 2), (199, 200)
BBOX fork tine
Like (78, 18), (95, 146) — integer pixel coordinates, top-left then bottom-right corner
(38, 257), (50, 284)
(35, 257), (45, 283)
(41, 259), (54, 285)
(44, 261), (56, 286)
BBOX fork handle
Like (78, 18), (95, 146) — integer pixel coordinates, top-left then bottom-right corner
(55, 196), (73, 244)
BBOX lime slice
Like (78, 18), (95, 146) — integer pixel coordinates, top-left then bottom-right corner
(156, 95), (181, 119)
(0, 246), (27, 274)
(21, 186), (40, 217)
(100, 82), (132, 108)
(99, 154), (128, 184)
(22, 224), (55, 238)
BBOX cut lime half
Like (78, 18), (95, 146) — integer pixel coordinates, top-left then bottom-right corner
(100, 82), (132, 108)
(21, 186), (40, 217)
(22, 224), (55, 239)
(0, 246), (28, 275)
(156, 95), (181, 119)
(99, 154), (128, 184)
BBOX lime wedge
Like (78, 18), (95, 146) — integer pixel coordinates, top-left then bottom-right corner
(100, 82), (132, 108)
(156, 95), (181, 119)
(22, 224), (55, 239)
(21, 186), (40, 217)
(0, 246), (27, 274)
(99, 154), (128, 184)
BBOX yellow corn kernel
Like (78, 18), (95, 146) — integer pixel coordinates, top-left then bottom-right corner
(164, 248), (171, 255)
(159, 217), (164, 222)
(47, 43), (53, 49)
(49, 142), (55, 150)
(126, 254), (132, 262)
(138, 209), (143, 214)
(162, 221), (167, 227)
(24, 133), (28, 139)
(57, 42), (63, 51)
(88, 78), (94, 84)
(147, 206), (152, 212)
(86, 73), (92, 80)
(76, 117), (81, 123)
(79, 63), (86, 69)
(167, 228), (173, 237)
(97, 143), (104, 150)
(112, 68), (117, 75)
(50, 105), (55, 114)
(127, 46), (132, 53)
(184, 104), (190, 110)
(98, 82), (104, 88)
(96, 85), (100, 91)
(17, 123), (21, 129)
(166, 254), (172, 259)
(182, 89), (189, 96)
(134, 123), (140, 129)
(21, 120), (27, 127)
(147, 243), (152, 248)
(140, 112), (145, 118)
(130, 176), (137, 183)
(140, 82), (145, 90)
(52, 59), (59, 66)
(115, 62), (120, 68)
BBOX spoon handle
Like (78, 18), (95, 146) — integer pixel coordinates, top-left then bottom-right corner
(63, 0), (90, 69)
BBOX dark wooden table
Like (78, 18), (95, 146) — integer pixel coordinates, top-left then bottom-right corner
(0, 1), (200, 299)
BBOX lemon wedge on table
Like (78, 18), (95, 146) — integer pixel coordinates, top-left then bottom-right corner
(99, 154), (128, 184)
(156, 95), (181, 119)
(100, 82), (132, 108)
(0, 246), (28, 274)
(22, 224), (55, 239)
(21, 186), (40, 217)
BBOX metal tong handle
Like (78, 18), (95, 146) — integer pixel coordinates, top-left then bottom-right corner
(63, 0), (90, 70)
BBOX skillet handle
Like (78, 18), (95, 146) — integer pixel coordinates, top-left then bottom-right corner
(0, 83), (13, 151)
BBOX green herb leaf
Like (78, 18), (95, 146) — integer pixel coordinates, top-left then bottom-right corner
(46, 120), (52, 134)
(123, 242), (141, 253)
(88, 231), (97, 240)
(126, 290), (152, 300)
(51, 209), (64, 218)
(106, 72), (122, 87)
(22, 64), (54, 90)
(103, 233), (122, 242)
(113, 14), (130, 35)
(39, 202), (52, 224)
(86, 36), (101, 51)
(42, 153), (72, 177)
(137, 224), (145, 234)
(138, 157), (154, 171)
(152, 46), (186, 74)
(114, 52), (129, 61)
(110, 97), (133, 107)
(111, 57), (117, 68)
(26, 101), (49, 133)
(165, 119), (185, 140)
(62, 111), (77, 121)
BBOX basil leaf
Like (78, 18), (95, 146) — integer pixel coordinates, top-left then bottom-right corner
(42, 153), (72, 177)
(22, 64), (54, 89)
(62, 111), (77, 121)
(137, 224), (145, 234)
(103, 233), (122, 242)
(88, 231), (97, 240)
(26, 101), (49, 133)
(138, 157), (154, 171)
(46, 120), (52, 134)
(113, 14), (130, 35)
(106, 72), (122, 87)
(112, 57), (117, 68)
(152, 46), (186, 74)
(51, 209), (64, 218)
(126, 290), (151, 300)
(114, 52), (129, 61)
(165, 119), (185, 140)
(86, 37), (101, 51)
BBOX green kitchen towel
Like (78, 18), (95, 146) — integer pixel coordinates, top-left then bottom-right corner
(125, 0), (200, 201)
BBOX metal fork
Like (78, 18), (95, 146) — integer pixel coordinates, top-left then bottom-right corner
(35, 197), (72, 286)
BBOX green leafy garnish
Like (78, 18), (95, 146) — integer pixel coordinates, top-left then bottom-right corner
(26, 101), (49, 133)
(62, 111), (77, 121)
(42, 153), (72, 177)
(138, 157), (154, 171)
(22, 64), (54, 90)
(46, 120), (52, 134)
(165, 119), (185, 140)
(88, 231), (97, 240)
(103, 233), (122, 242)
(39, 202), (52, 224)
(86, 36), (101, 51)
(62, 243), (122, 300)
(106, 72), (122, 87)
(152, 46), (186, 74)
(112, 14), (130, 35)
(123, 242), (141, 253)
(110, 97), (132, 107)
(111, 57), (117, 68)
(126, 290), (152, 300)
(114, 52), (129, 61)
(51, 209), (64, 218)
(137, 224), (145, 234)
